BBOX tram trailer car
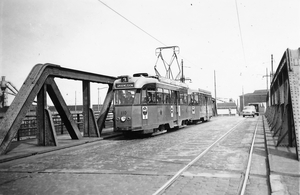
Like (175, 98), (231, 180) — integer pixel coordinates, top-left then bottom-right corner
(113, 73), (213, 135)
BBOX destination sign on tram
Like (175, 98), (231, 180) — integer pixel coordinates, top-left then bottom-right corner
(116, 83), (134, 88)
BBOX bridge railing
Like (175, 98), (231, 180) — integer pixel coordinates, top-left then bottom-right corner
(0, 64), (116, 155)
(265, 48), (300, 160)
(13, 112), (114, 141)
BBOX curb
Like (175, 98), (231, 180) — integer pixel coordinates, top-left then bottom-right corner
(263, 116), (290, 195)
(269, 174), (289, 195)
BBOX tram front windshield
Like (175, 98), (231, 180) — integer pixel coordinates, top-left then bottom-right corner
(114, 89), (136, 105)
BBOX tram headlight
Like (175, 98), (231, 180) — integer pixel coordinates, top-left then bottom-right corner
(120, 116), (127, 122)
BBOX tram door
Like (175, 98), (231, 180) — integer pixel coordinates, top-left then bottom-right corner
(175, 91), (179, 124)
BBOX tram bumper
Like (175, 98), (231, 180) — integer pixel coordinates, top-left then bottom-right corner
(115, 126), (142, 132)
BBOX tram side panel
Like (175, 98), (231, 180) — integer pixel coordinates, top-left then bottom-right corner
(132, 106), (142, 130)
(114, 106), (132, 131)
(207, 100), (213, 120)
(141, 105), (159, 133)
(115, 106), (143, 132)
(161, 104), (177, 128)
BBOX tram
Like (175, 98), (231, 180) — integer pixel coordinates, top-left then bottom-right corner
(113, 73), (213, 135)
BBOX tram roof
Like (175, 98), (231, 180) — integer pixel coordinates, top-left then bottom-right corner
(114, 74), (212, 96)
(114, 74), (189, 90)
(188, 88), (212, 96)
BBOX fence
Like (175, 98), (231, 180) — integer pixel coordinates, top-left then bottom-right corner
(15, 112), (113, 141)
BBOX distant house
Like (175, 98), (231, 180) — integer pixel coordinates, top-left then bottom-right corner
(239, 89), (268, 113)
(217, 102), (237, 116)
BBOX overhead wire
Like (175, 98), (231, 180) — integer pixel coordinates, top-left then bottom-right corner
(235, 0), (247, 68)
(97, 0), (167, 47)
(97, 0), (204, 76)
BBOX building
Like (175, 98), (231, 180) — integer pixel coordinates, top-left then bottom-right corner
(216, 102), (237, 116)
(239, 90), (268, 114)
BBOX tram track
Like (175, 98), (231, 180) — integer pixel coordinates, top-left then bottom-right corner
(0, 116), (270, 195)
(239, 118), (259, 195)
(152, 117), (264, 195)
(153, 119), (246, 195)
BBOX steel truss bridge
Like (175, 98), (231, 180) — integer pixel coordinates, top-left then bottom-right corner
(0, 64), (116, 154)
(265, 48), (300, 160)
(0, 48), (299, 161)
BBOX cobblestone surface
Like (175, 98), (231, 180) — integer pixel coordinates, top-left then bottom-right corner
(160, 117), (269, 195)
(163, 176), (241, 195)
(245, 175), (269, 195)
(0, 116), (273, 194)
(0, 172), (168, 195)
(281, 175), (300, 195)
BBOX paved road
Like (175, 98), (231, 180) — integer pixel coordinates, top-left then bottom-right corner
(0, 116), (287, 194)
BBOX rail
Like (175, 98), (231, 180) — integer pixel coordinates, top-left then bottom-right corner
(265, 48), (300, 160)
(153, 119), (245, 195)
(240, 118), (259, 195)
(0, 63), (116, 154)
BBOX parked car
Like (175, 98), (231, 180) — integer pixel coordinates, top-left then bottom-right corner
(248, 103), (261, 116)
(242, 106), (256, 117)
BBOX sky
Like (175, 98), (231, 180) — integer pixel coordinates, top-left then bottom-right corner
(1, 0), (300, 106)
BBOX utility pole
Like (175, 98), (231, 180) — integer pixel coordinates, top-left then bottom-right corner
(181, 59), (185, 83)
(262, 68), (269, 91)
(214, 70), (218, 116)
(267, 68), (268, 90)
(271, 54), (274, 81)
(263, 68), (271, 107)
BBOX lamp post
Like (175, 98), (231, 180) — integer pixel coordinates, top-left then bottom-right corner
(214, 70), (218, 116)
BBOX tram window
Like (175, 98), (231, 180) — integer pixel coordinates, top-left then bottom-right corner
(194, 93), (199, 105)
(174, 91), (179, 104)
(163, 89), (170, 104)
(134, 91), (140, 104)
(141, 90), (147, 104)
(183, 93), (188, 104)
(201, 95), (205, 105)
(170, 90), (176, 104)
(179, 93), (183, 104)
(114, 89), (136, 105)
(188, 94), (193, 105)
(126, 91), (135, 104)
(180, 92), (186, 104)
(115, 90), (124, 105)
(157, 88), (163, 104)
(146, 90), (156, 104)
(198, 94), (202, 105)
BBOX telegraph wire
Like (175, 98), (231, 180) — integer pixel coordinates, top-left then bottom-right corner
(235, 0), (247, 68)
(97, 0), (167, 46)
(97, 1), (203, 71)
(97, 1), (208, 72)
